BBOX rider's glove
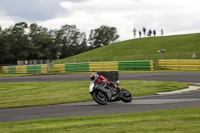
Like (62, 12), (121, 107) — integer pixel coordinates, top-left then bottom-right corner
(99, 80), (106, 85)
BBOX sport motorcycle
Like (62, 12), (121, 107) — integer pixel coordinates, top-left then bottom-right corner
(89, 81), (132, 105)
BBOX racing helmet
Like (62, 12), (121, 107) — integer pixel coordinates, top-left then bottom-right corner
(90, 73), (98, 82)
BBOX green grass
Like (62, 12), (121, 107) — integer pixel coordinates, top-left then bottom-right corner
(0, 71), (30, 77)
(0, 107), (199, 133)
(0, 81), (188, 109)
(57, 33), (200, 64)
(0, 73), (36, 77)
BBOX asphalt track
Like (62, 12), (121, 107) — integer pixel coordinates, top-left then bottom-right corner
(0, 92), (200, 123)
(0, 72), (200, 83)
(0, 72), (200, 123)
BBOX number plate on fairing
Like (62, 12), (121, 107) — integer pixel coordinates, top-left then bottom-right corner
(89, 82), (94, 92)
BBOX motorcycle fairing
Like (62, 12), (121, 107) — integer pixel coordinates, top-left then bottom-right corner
(94, 84), (112, 101)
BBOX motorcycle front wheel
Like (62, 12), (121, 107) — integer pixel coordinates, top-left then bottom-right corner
(92, 90), (108, 105)
(121, 89), (132, 103)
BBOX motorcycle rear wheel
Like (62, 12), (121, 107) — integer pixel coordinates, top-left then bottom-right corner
(92, 90), (108, 105)
(121, 89), (132, 103)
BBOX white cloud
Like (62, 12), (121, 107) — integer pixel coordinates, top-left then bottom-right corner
(0, 12), (16, 28)
(0, 0), (66, 21)
(0, 0), (200, 40)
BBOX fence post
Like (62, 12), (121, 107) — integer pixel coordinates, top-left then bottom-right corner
(144, 55), (147, 60)
(101, 57), (103, 62)
(47, 64), (50, 72)
(73, 58), (76, 63)
(159, 52), (163, 60)
(17, 60), (20, 65)
(179, 53), (182, 59)
(52, 60), (54, 72)
(33, 60), (36, 65)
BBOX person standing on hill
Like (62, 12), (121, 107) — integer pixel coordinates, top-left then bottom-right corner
(148, 29), (152, 36)
(161, 29), (164, 36)
(153, 30), (156, 36)
(139, 30), (142, 38)
(143, 26), (146, 37)
(133, 28), (137, 38)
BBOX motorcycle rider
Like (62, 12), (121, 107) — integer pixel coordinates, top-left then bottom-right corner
(90, 72), (121, 92)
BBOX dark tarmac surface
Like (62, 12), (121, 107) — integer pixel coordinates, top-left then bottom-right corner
(0, 72), (200, 83)
(0, 72), (200, 123)
(0, 92), (200, 123)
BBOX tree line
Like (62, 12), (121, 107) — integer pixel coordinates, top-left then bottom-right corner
(0, 22), (119, 64)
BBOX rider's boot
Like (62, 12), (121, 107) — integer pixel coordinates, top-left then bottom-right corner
(111, 87), (121, 100)
(117, 87), (121, 93)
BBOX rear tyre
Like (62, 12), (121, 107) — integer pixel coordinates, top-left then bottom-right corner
(92, 90), (108, 105)
(121, 89), (132, 103)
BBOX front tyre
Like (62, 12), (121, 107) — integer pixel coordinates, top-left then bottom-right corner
(121, 89), (132, 103)
(92, 90), (108, 105)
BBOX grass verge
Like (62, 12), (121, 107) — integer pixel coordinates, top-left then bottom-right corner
(0, 80), (188, 109)
(0, 72), (37, 77)
(0, 107), (199, 133)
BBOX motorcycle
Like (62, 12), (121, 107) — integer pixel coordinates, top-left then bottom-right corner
(89, 81), (132, 105)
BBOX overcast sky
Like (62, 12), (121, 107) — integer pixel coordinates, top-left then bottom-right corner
(0, 0), (200, 41)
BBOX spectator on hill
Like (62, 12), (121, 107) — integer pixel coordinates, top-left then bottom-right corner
(161, 29), (164, 36)
(143, 26), (146, 37)
(153, 30), (156, 36)
(133, 28), (137, 38)
(148, 29), (152, 36)
(139, 31), (142, 38)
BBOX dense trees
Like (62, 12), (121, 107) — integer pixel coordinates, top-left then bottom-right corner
(56, 25), (87, 59)
(0, 22), (119, 64)
(88, 25), (119, 48)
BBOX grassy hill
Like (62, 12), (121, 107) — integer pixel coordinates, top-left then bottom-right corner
(59, 33), (200, 64)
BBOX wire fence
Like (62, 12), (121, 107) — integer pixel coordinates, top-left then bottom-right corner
(17, 59), (57, 66)
(17, 52), (200, 66)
